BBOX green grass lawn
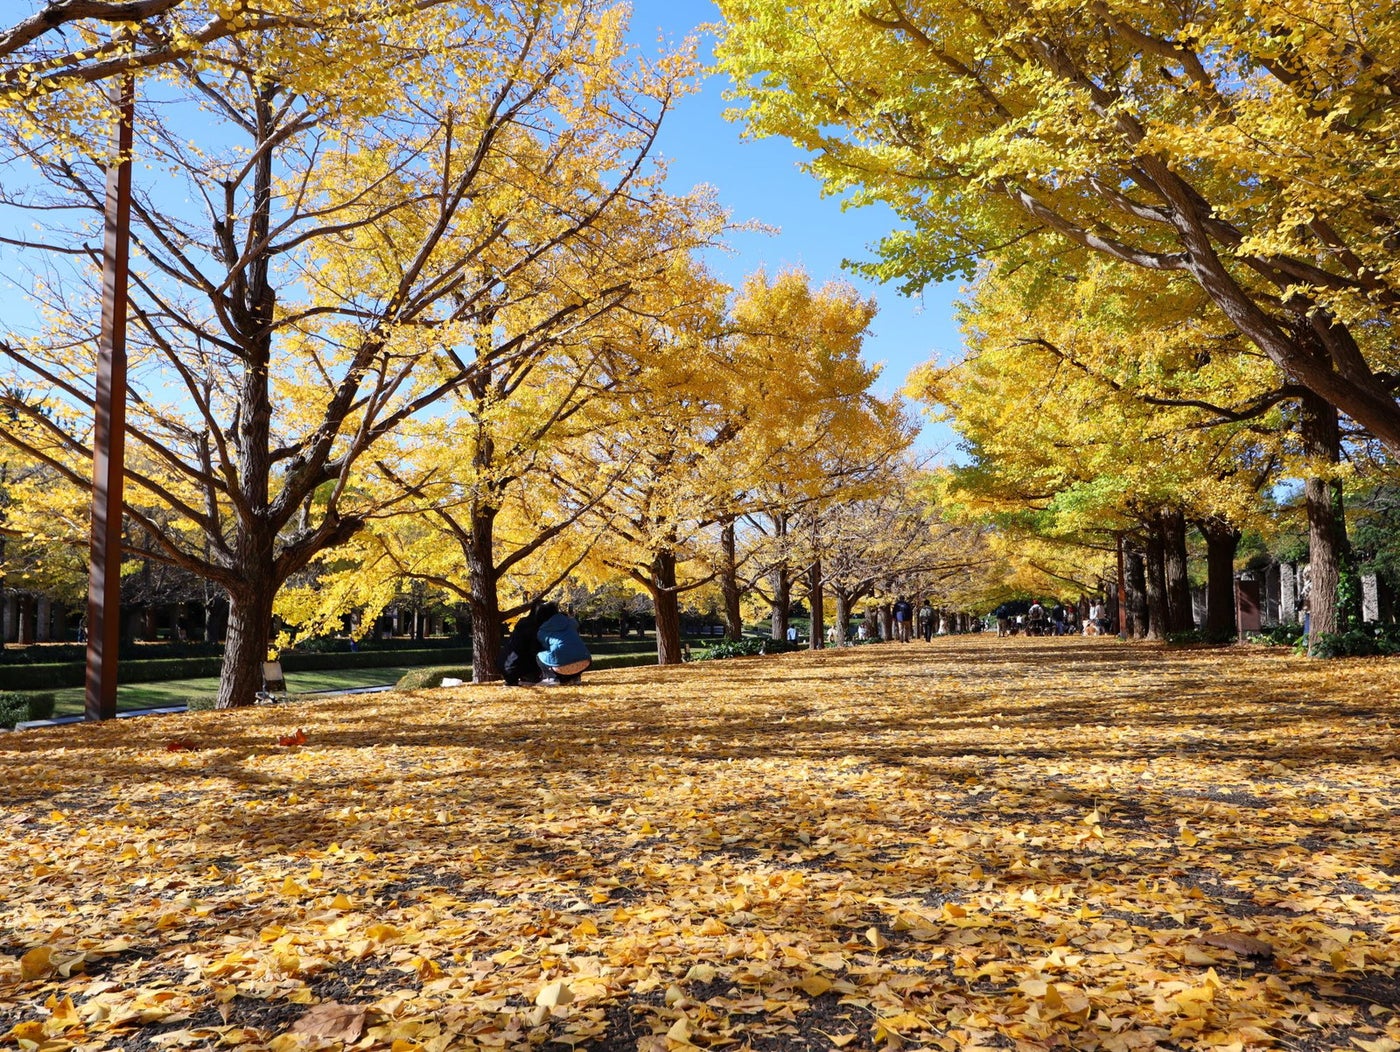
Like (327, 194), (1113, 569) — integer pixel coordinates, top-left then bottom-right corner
(51, 665), (416, 718)
(46, 637), (674, 718)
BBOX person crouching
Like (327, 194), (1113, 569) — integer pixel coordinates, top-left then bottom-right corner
(536, 604), (592, 685)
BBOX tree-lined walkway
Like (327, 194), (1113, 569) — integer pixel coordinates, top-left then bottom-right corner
(2, 637), (1398, 1050)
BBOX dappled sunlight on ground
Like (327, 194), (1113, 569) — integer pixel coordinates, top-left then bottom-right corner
(1, 636), (1397, 1050)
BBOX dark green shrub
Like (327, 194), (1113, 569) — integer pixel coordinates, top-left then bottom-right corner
(0, 691), (56, 728)
(184, 694), (221, 711)
(1308, 624), (1400, 658)
(1248, 624), (1305, 647)
(695, 638), (804, 660)
(1309, 630), (1378, 658)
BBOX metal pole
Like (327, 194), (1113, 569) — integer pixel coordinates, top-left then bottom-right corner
(85, 73), (135, 722)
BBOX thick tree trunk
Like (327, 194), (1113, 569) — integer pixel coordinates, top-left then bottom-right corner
(719, 519), (743, 642)
(1197, 516), (1240, 639)
(1301, 392), (1345, 652)
(807, 558), (824, 650)
(833, 591), (851, 644)
(1125, 545), (1148, 638)
(466, 505), (503, 683)
(216, 575), (276, 709)
(769, 568), (791, 641)
(1161, 508), (1194, 633)
(650, 550), (684, 665)
(1143, 524), (1169, 640)
(17, 595), (33, 645)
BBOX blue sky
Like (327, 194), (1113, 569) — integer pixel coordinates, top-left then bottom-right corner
(629, 0), (964, 459)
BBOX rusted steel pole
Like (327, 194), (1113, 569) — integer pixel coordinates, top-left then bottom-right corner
(85, 73), (135, 722)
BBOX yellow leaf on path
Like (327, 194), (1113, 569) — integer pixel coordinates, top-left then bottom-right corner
(667, 1016), (695, 1045)
(45, 994), (79, 1028)
(699, 917), (726, 936)
(291, 1001), (368, 1042)
(535, 980), (573, 1008)
(1353, 1040), (1400, 1052)
(866, 927), (889, 950)
(20, 946), (54, 981)
(799, 974), (833, 996)
(5, 1021), (44, 1043)
(1178, 822), (1199, 847)
(683, 963), (716, 983)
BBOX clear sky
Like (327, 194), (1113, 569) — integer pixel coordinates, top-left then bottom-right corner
(629, 0), (965, 460)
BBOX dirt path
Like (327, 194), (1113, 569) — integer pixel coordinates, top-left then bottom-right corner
(2, 637), (1397, 1051)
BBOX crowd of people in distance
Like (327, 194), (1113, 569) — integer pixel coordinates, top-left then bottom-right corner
(993, 598), (1110, 638)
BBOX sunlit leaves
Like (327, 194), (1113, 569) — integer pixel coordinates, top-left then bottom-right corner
(1, 638), (1398, 1049)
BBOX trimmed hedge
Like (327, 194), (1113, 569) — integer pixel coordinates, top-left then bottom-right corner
(694, 637), (805, 660)
(0, 691), (56, 729)
(0, 646), (475, 692)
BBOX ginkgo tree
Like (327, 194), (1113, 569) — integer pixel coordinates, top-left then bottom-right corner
(0, 1), (707, 706)
(913, 255), (1283, 638)
(715, 0), (1400, 451)
(278, 244), (725, 683)
(718, 269), (910, 643)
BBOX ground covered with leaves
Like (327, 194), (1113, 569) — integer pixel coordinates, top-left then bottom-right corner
(2, 637), (1398, 1052)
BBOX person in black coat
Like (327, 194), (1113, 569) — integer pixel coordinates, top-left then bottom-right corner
(501, 601), (555, 686)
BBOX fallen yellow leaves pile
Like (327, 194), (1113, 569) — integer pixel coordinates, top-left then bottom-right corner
(2, 636), (1398, 1051)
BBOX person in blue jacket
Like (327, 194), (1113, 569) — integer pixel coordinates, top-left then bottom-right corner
(536, 604), (592, 685)
(502, 600), (591, 686)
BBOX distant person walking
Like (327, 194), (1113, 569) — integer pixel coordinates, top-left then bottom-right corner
(917, 600), (935, 642)
(893, 597), (914, 642)
(1027, 599), (1046, 636)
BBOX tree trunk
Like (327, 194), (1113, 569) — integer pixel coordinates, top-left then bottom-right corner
(1125, 545), (1148, 638)
(1197, 516), (1240, 639)
(878, 602), (892, 641)
(1161, 508), (1194, 633)
(650, 550), (684, 665)
(17, 595), (33, 645)
(218, 94), (279, 709)
(832, 590), (851, 644)
(1143, 523), (1169, 640)
(719, 518), (743, 641)
(466, 505), (503, 683)
(769, 567), (791, 641)
(807, 557), (824, 650)
(216, 575), (276, 709)
(1301, 392), (1343, 653)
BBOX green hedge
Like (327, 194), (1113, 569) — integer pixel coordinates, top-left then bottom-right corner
(694, 638), (804, 660)
(0, 647), (475, 692)
(0, 691), (56, 729)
